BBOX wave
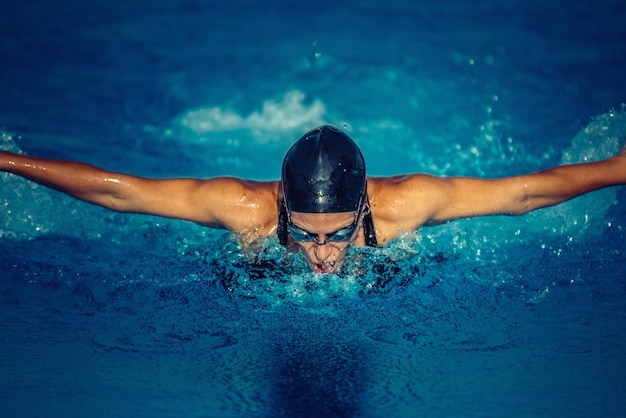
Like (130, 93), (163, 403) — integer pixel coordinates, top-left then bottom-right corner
(172, 90), (328, 143)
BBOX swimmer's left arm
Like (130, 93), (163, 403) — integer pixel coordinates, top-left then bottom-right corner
(421, 150), (626, 224)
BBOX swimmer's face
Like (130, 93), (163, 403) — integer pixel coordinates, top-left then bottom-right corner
(287, 211), (360, 274)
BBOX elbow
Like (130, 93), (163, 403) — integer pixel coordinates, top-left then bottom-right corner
(508, 197), (534, 216)
(506, 193), (556, 216)
(86, 178), (133, 212)
(504, 184), (535, 216)
(102, 194), (131, 212)
(506, 205), (532, 216)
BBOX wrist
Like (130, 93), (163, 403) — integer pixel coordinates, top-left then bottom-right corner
(0, 151), (22, 172)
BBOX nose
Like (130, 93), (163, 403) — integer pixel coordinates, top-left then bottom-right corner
(314, 242), (332, 260)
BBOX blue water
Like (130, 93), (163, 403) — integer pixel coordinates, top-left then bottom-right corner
(2, 0), (626, 416)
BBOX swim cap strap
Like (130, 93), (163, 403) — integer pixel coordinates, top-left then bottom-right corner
(362, 199), (378, 247)
(277, 199), (289, 246)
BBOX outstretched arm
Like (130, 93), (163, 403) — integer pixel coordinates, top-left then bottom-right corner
(428, 149), (626, 223)
(0, 151), (278, 231)
(373, 149), (626, 230)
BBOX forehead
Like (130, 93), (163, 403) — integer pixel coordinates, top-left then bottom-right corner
(289, 211), (357, 232)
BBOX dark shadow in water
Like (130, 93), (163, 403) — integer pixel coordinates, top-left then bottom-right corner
(271, 321), (365, 418)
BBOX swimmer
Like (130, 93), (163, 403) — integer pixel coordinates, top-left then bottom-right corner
(2, 125), (626, 273)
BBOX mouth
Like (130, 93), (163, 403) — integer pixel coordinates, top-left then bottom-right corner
(313, 261), (337, 274)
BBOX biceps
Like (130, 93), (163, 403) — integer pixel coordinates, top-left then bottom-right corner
(431, 177), (528, 222)
(111, 177), (215, 222)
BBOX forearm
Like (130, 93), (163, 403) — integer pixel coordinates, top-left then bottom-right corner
(1, 151), (132, 209)
(520, 154), (626, 212)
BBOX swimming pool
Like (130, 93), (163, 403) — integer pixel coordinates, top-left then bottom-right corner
(1, 0), (626, 416)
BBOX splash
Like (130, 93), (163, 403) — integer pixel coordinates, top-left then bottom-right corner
(421, 110), (626, 255)
(561, 109), (626, 164)
(205, 232), (437, 308)
(0, 132), (205, 241)
(0, 132), (57, 238)
(2, 109), (624, 307)
(525, 109), (626, 238)
(174, 90), (327, 142)
(1, 131), (23, 154)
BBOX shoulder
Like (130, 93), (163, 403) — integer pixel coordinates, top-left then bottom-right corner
(366, 174), (451, 242)
(196, 177), (279, 203)
(195, 178), (280, 234)
(367, 174), (449, 210)
(368, 173), (446, 193)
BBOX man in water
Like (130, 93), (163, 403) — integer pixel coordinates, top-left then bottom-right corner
(2, 125), (626, 273)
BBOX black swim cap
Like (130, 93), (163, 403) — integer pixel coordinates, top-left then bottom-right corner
(281, 125), (366, 213)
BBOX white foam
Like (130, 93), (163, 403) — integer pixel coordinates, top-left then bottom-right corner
(0, 131), (177, 240)
(0, 131), (23, 154)
(561, 109), (626, 164)
(417, 110), (626, 259)
(526, 110), (626, 237)
(0, 146), (61, 238)
(176, 90), (327, 142)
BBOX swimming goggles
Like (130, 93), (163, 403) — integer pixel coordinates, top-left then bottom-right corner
(282, 181), (367, 245)
(287, 216), (360, 244)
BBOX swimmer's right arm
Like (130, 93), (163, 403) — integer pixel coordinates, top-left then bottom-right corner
(0, 151), (133, 207)
(0, 151), (271, 230)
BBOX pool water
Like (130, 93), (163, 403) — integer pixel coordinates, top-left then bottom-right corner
(1, 0), (626, 417)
